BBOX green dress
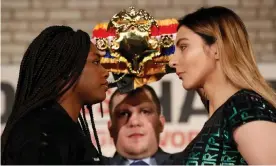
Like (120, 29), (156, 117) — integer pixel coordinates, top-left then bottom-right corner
(172, 89), (276, 165)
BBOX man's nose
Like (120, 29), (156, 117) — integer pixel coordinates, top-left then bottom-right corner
(128, 113), (142, 127)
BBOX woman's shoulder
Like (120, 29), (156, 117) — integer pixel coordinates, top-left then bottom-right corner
(8, 103), (76, 145)
(223, 89), (276, 130)
(3, 105), (81, 164)
(224, 89), (276, 114)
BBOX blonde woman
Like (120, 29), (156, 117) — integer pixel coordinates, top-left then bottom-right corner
(169, 6), (276, 165)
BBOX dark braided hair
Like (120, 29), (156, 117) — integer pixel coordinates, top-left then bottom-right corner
(1, 25), (102, 157)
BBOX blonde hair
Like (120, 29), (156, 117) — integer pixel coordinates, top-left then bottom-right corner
(178, 6), (276, 107)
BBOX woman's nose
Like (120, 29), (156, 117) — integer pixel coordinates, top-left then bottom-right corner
(101, 65), (109, 79)
(169, 55), (177, 68)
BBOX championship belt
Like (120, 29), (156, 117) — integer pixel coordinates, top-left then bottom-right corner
(92, 7), (178, 93)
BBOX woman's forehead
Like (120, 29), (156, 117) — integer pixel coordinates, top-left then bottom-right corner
(90, 43), (105, 55)
(176, 26), (194, 39)
(88, 43), (105, 58)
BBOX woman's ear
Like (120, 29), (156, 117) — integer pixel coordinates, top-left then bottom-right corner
(210, 43), (219, 60)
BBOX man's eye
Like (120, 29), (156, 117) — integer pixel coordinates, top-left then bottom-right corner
(119, 111), (130, 118)
(142, 109), (151, 114)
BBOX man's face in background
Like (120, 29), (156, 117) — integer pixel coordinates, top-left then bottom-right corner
(108, 88), (165, 159)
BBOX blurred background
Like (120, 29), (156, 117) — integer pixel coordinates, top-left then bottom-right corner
(1, 0), (276, 156)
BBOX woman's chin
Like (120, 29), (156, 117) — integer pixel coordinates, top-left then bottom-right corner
(89, 94), (107, 105)
(97, 94), (107, 103)
(182, 81), (195, 90)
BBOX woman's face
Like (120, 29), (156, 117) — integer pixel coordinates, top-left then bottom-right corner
(169, 26), (217, 90)
(75, 43), (109, 104)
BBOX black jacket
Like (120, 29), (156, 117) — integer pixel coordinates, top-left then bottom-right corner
(2, 101), (105, 165)
(110, 147), (175, 165)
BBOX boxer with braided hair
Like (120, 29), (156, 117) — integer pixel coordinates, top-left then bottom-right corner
(1, 25), (109, 164)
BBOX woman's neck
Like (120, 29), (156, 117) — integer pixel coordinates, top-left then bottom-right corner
(58, 91), (82, 122)
(203, 76), (240, 117)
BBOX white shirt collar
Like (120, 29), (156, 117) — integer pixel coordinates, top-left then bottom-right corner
(126, 157), (157, 165)
(128, 157), (151, 165)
